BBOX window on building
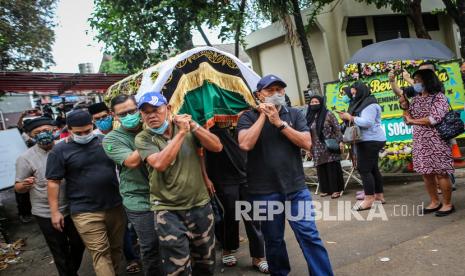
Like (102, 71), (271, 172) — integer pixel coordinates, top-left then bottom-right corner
(362, 39), (374, 47)
(423, 13), (440, 31)
(346, 17), (368, 36)
(373, 15), (410, 42)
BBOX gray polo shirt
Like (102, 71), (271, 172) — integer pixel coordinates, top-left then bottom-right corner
(15, 144), (68, 218)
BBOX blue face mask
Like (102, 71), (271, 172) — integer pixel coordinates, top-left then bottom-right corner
(95, 116), (113, 131)
(342, 95), (351, 104)
(33, 131), (54, 146)
(150, 120), (169, 135)
(73, 132), (95, 144)
(413, 83), (424, 94)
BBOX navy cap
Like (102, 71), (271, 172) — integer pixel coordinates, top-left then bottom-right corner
(256, 74), (287, 91)
(23, 117), (54, 132)
(88, 102), (109, 115)
(138, 92), (168, 109)
(66, 109), (92, 127)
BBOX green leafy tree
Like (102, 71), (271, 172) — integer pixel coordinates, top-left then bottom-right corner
(0, 0), (57, 70)
(256, 0), (334, 94)
(89, 0), (239, 73)
(355, 0), (431, 39)
(441, 0), (465, 58)
(99, 57), (129, 74)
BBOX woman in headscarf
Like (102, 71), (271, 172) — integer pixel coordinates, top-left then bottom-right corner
(306, 95), (344, 198)
(338, 81), (386, 211)
(404, 69), (455, 217)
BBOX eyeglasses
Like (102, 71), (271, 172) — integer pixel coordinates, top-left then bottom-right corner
(31, 129), (53, 137)
(94, 114), (111, 121)
(116, 108), (138, 118)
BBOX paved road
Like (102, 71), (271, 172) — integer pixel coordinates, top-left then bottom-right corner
(1, 177), (464, 276)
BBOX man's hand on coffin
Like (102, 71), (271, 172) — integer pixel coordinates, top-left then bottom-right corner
(174, 115), (191, 133)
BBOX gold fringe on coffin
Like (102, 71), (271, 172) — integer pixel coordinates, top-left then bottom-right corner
(169, 62), (257, 115)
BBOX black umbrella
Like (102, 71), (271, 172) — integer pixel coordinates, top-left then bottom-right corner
(346, 38), (455, 64)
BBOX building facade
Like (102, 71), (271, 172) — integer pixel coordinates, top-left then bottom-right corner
(245, 0), (461, 105)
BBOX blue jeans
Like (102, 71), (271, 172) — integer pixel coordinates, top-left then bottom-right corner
(126, 209), (163, 276)
(123, 224), (140, 262)
(249, 188), (333, 276)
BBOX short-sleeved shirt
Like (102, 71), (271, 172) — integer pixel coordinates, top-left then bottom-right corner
(45, 136), (122, 214)
(205, 126), (247, 186)
(135, 125), (210, 211)
(16, 145), (68, 218)
(103, 128), (151, 212)
(237, 106), (309, 195)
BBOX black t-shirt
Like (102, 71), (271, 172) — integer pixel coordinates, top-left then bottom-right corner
(46, 135), (122, 214)
(237, 107), (309, 195)
(205, 126), (247, 186)
(402, 86), (416, 99)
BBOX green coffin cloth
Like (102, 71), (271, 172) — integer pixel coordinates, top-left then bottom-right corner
(177, 81), (251, 125)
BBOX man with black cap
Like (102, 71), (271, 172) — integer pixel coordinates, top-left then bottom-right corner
(237, 75), (333, 276)
(135, 91), (222, 276)
(15, 117), (85, 276)
(46, 109), (125, 276)
(88, 102), (114, 135)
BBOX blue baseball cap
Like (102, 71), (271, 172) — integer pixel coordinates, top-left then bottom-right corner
(137, 92), (168, 109)
(256, 74), (287, 91)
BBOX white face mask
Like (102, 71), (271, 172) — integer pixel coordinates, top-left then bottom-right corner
(73, 132), (95, 144)
(265, 93), (286, 106)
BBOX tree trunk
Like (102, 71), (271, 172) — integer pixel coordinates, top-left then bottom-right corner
(459, 23), (465, 59)
(442, 0), (465, 58)
(173, 7), (194, 51)
(407, 0), (431, 39)
(234, 0), (247, 57)
(290, 0), (321, 95)
(197, 25), (212, 46)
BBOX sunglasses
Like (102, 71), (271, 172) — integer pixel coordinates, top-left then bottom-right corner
(116, 108), (138, 118)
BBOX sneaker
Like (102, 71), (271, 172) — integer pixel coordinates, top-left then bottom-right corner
(19, 215), (33, 223)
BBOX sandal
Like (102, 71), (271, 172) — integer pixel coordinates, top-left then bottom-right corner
(222, 254), (237, 267)
(331, 192), (341, 199)
(126, 261), (141, 274)
(320, 193), (329, 197)
(253, 260), (270, 274)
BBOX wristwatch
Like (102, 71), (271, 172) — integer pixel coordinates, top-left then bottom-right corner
(191, 123), (201, 133)
(277, 121), (288, 131)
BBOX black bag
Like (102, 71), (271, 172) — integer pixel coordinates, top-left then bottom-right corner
(435, 110), (464, 141)
(432, 95), (464, 141)
(324, 138), (341, 154)
(210, 193), (224, 223)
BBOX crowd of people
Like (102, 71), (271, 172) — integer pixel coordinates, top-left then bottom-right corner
(11, 63), (460, 276)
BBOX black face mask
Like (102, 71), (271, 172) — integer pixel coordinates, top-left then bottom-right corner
(309, 104), (321, 111)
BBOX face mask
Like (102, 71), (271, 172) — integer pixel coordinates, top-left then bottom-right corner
(120, 111), (141, 129)
(150, 120), (169, 135)
(33, 131), (54, 146)
(264, 94), (286, 106)
(413, 83), (424, 94)
(95, 116), (113, 131)
(342, 95), (351, 104)
(309, 104), (321, 111)
(53, 130), (61, 140)
(73, 132), (95, 144)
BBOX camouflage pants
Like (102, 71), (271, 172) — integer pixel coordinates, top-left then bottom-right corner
(155, 203), (215, 276)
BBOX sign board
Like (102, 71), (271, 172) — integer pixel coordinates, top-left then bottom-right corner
(0, 129), (27, 190)
(324, 60), (465, 142)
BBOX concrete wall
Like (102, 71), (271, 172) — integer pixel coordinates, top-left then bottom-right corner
(245, 0), (459, 106)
